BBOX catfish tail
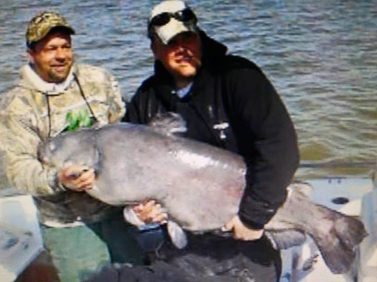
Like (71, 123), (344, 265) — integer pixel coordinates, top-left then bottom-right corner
(312, 207), (367, 274)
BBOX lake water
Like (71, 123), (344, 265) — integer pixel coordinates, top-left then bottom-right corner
(0, 0), (376, 182)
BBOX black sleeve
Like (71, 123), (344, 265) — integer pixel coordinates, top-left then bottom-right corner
(229, 67), (299, 229)
(123, 96), (142, 123)
(123, 78), (167, 125)
(123, 87), (151, 124)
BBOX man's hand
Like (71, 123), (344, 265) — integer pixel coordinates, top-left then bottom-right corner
(132, 200), (168, 224)
(222, 215), (264, 241)
(57, 164), (95, 192)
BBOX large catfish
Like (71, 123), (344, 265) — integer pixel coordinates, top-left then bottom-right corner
(38, 116), (367, 274)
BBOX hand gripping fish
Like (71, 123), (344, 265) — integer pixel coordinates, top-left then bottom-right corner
(38, 114), (367, 274)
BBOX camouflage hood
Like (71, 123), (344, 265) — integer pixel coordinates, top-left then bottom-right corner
(19, 63), (76, 95)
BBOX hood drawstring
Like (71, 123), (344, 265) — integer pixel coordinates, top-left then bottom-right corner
(45, 94), (52, 138)
(73, 73), (97, 123)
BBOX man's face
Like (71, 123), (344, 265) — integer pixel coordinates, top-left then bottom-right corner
(152, 32), (202, 86)
(28, 31), (73, 83)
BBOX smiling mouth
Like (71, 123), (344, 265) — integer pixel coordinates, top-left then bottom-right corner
(176, 56), (194, 63)
(52, 65), (68, 72)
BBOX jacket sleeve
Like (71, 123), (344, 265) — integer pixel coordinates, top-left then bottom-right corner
(0, 102), (63, 196)
(123, 93), (142, 123)
(229, 67), (299, 229)
(123, 86), (153, 124)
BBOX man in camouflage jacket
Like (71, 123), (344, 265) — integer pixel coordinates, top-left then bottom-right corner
(0, 11), (143, 281)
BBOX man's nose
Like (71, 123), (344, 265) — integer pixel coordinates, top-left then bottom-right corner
(175, 44), (185, 52)
(55, 48), (66, 59)
(175, 42), (190, 53)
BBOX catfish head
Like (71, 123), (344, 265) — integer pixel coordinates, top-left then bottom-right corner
(37, 128), (100, 170)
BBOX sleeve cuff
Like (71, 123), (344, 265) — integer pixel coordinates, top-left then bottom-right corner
(238, 214), (265, 230)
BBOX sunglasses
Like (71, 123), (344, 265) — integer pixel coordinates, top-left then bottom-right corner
(149, 8), (197, 28)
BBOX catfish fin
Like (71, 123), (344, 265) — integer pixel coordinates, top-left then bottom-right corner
(123, 206), (145, 227)
(167, 220), (187, 249)
(265, 229), (307, 250)
(148, 112), (187, 136)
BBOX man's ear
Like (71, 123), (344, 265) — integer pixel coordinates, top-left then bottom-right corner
(27, 49), (35, 64)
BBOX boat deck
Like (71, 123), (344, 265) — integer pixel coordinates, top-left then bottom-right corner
(1, 175), (376, 281)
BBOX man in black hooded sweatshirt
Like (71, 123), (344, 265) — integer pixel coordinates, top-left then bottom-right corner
(123, 1), (299, 281)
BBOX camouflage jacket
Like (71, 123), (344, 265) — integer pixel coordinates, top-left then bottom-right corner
(0, 64), (125, 226)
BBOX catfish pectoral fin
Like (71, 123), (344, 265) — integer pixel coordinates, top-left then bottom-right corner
(123, 206), (145, 227)
(265, 229), (307, 250)
(167, 220), (187, 249)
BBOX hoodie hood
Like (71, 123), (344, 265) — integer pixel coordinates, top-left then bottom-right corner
(199, 29), (228, 64)
(19, 64), (76, 95)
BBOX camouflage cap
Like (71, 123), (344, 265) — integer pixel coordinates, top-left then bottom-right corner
(26, 11), (75, 47)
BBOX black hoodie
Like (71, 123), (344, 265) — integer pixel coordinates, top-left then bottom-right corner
(124, 30), (299, 229)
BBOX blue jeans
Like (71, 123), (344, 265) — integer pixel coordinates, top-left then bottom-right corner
(41, 211), (144, 282)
